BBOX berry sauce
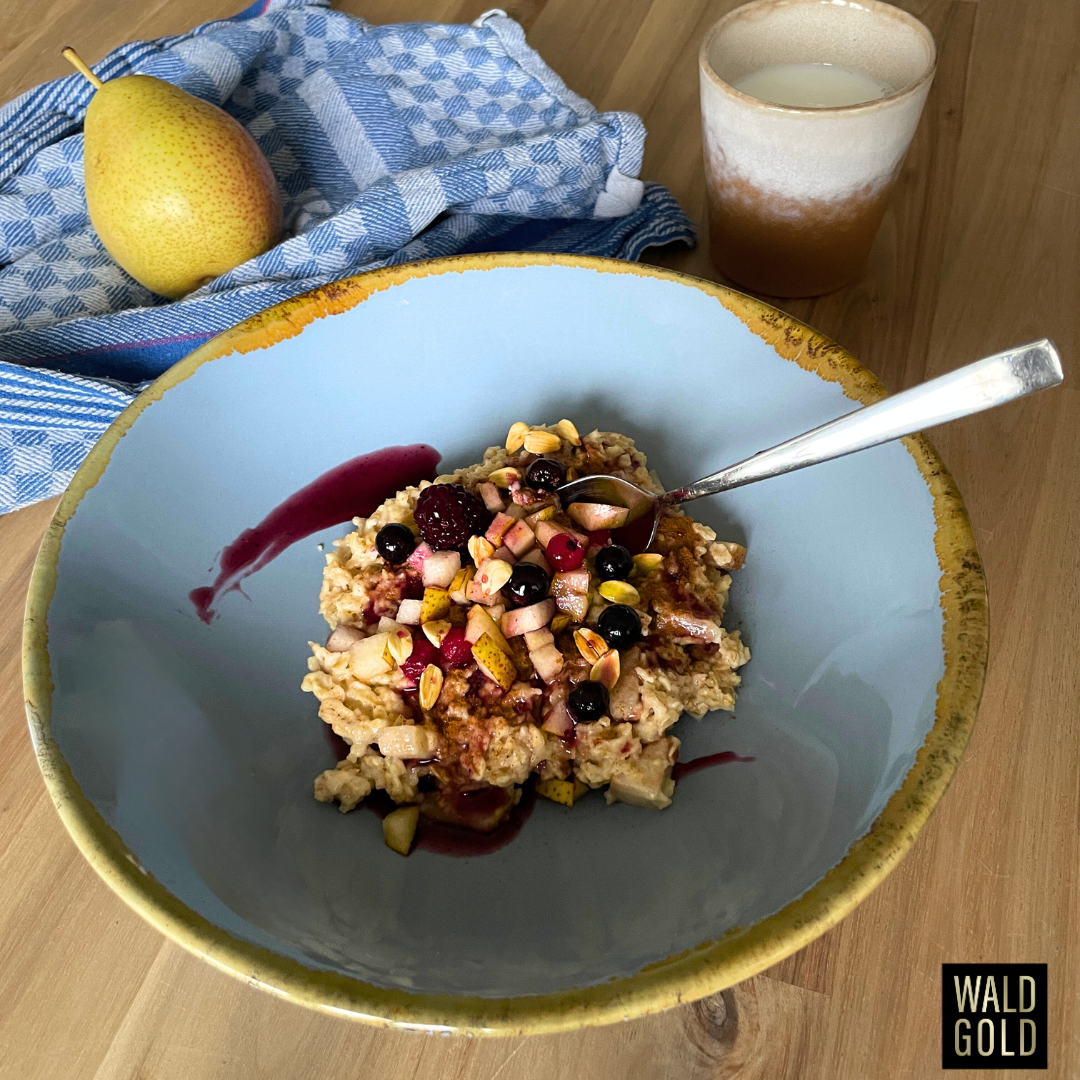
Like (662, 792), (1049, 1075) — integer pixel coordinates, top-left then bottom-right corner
(190, 444), (440, 624)
(671, 751), (755, 782)
(323, 726), (534, 856)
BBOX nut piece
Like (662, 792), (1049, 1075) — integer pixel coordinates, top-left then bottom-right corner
(488, 467), (522, 489)
(598, 580), (641, 606)
(590, 649), (621, 689)
(550, 613), (572, 634)
(523, 429), (562, 454)
(574, 627), (609, 664)
(630, 553), (664, 579)
(385, 627), (413, 666)
(505, 421), (530, 453)
(555, 418), (581, 446)
(468, 535), (496, 566)
(421, 619), (452, 647)
(477, 557), (513, 597)
(419, 664), (444, 710)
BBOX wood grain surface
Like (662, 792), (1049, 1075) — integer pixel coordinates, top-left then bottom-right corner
(1, 0), (1076, 1076)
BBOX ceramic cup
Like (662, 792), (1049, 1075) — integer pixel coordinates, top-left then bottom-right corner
(699, 0), (936, 297)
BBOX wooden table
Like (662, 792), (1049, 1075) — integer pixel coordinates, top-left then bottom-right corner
(1, 0), (1076, 1076)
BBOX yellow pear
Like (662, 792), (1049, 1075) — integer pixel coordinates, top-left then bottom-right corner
(65, 48), (282, 299)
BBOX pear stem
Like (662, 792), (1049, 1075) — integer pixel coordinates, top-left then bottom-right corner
(62, 47), (103, 90)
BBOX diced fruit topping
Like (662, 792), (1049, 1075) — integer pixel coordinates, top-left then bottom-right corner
(535, 777), (577, 806)
(438, 626), (473, 668)
(325, 625), (364, 652)
(349, 633), (393, 681)
(555, 418), (581, 446)
(595, 544), (633, 582)
(574, 627), (609, 664)
(541, 700), (574, 737)
(472, 633), (517, 690)
(414, 484), (491, 552)
(465, 575), (500, 605)
(395, 598), (423, 625)
(530, 644), (565, 684)
(524, 627), (555, 652)
(598, 580), (641, 606)
(502, 520), (536, 557)
(421, 619), (452, 647)
(505, 421), (529, 453)
(568, 681), (609, 724)
(525, 505), (556, 527)
(406, 541), (433, 573)
(550, 613), (572, 634)
(465, 605), (513, 654)
(567, 502), (629, 531)
(448, 566), (474, 603)
(598, 604), (642, 650)
(419, 664), (444, 710)
(523, 429), (562, 454)
(501, 598), (556, 638)
(479, 481), (505, 512)
(420, 587), (452, 623)
(526, 457), (566, 491)
(519, 547), (552, 574)
(383, 805), (420, 855)
(375, 522), (416, 564)
(491, 546), (516, 564)
(485, 512), (515, 545)
(546, 532), (586, 571)
(590, 649), (620, 689)
(505, 562), (549, 608)
(421, 550), (461, 589)
(400, 636), (438, 685)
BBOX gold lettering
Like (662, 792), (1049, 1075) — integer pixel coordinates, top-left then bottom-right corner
(1000, 1018), (1015, 1056)
(977, 1018), (995, 1056)
(1002, 975), (1016, 1013)
(1020, 1018), (1036, 1055)
(1019, 975), (1036, 1013)
(981, 975), (1000, 1013)
(954, 1018), (971, 1056)
(954, 974), (982, 1011)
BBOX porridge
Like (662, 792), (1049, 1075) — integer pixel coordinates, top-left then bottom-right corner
(302, 421), (750, 854)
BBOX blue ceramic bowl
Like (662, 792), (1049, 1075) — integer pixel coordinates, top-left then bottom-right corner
(23, 255), (986, 1033)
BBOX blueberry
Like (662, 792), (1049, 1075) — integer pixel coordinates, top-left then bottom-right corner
(568, 681), (609, 724)
(506, 562), (549, 607)
(594, 544), (633, 581)
(375, 522), (416, 564)
(598, 604), (642, 650)
(525, 457), (566, 492)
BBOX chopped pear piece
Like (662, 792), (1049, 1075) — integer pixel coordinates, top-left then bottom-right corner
(419, 587), (452, 623)
(535, 777), (576, 806)
(383, 805), (421, 855)
(465, 604), (513, 654)
(472, 633), (517, 690)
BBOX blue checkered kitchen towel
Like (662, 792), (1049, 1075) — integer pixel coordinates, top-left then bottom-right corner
(0, 0), (694, 515)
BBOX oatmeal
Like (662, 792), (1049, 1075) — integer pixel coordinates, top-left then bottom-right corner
(302, 422), (750, 853)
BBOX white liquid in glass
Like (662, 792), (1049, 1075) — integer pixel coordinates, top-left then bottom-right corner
(733, 63), (890, 108)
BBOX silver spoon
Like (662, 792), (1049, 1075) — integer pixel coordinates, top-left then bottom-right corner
(558, 339), (1063, 549)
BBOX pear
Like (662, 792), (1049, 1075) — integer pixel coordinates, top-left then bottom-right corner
(64, 48), (281, 299)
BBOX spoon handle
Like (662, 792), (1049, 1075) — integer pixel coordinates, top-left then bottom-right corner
(670, 340), (1063, 503)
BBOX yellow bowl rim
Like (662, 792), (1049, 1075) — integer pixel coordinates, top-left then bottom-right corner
(22, 252), (987, 1035)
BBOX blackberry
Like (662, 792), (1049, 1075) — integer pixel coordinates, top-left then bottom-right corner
(413, 484), (491, 552)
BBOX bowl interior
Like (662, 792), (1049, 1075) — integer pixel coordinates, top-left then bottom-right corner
(39, 262), (945, 999)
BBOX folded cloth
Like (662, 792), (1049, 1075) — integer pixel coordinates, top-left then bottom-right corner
(0, 0), (694, 515)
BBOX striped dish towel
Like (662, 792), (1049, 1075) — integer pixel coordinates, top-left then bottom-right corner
(0, 0), (694, 514)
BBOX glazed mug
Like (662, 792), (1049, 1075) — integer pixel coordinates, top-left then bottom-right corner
(699, 0), (936, 297)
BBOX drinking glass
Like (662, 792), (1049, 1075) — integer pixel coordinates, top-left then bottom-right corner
(699, 0), (936, 297)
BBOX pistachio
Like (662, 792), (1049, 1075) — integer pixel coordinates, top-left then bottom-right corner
(598, 580), (641, 605)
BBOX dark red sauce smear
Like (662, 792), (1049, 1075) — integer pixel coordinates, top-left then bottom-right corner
(190, 444), (441, 623)
(672, 751), (755, 782)
(323, 727), (534, 857)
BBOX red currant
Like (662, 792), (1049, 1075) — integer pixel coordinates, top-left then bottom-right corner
(546, 532), (586, 571)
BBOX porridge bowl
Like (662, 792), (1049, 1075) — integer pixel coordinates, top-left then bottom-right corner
(22, 254), (986, 1033)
